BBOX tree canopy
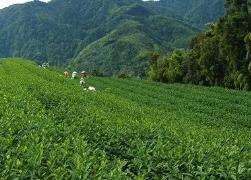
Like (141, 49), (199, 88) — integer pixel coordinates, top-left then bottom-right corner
(149, 0), (251, 90)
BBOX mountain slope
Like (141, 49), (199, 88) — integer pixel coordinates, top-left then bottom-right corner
(0, 0), (224, 75)
(0, 1), (78, 65)
(146, 0), (225, 27)
(72, 13), (197, 76)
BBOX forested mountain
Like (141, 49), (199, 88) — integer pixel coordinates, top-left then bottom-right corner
(148, 0), (225, 27)
(0, 0), (224, 75)
(71, 7), (197, 76)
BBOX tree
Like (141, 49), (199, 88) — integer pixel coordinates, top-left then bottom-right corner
(149, 0), (251, 90)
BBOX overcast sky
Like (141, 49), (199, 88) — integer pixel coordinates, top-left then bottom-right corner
(0, 0), (50, 9)
(0, 0), (161, 9)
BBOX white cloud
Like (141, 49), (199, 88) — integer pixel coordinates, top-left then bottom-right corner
(0, 0), (50, 9)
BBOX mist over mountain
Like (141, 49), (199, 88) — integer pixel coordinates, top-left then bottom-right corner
(0, 0), (224, 75)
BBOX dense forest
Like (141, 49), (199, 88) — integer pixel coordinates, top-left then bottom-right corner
(150, 0), (251, 90)
(0, 0), (224, 76)
(145, 0), (224, 27)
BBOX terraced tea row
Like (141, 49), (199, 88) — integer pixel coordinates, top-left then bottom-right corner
(0, 58), (250, 179)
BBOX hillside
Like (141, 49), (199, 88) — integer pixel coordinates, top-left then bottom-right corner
(0, 58), (250, 178)
(148, 0), (225, 27)
(0, 0), (224, 76)
(72, 13), (196, 76)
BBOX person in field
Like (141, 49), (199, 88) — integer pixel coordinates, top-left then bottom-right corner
(80, 70), (88, 88)
(80, 77), (85, 86)
(80, 71), (87, 78)
(88, 86), (96, 91)
(71, 71), (78, 79)
(64, 71), (69, 79)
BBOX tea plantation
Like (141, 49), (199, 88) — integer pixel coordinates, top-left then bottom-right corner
(0, 58), (251, 179)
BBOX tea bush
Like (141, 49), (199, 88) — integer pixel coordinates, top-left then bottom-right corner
(0, 58), (250, 179)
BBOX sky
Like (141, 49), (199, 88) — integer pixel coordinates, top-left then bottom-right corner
(0, 0), (160, 9)
(0, 0), (50, 9)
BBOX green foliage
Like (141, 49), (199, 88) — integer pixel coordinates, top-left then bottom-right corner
(149, 49), (201, 84)
(149, 49), (191, 83)
(0, 0), (224, 76)
(71, 15), (197, 76)
(117, 73), (131, 79)
(0, 58), (251, 178)
(150, 0), (251, 90)
(245, 33), (251, 74)
(147, 0), (225, 28)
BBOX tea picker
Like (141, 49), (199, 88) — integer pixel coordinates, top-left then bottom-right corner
(80, 77), (86, 88)
(71, 71), (78, 79)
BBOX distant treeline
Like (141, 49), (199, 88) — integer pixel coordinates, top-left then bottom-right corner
(149, 0), (251, 90)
